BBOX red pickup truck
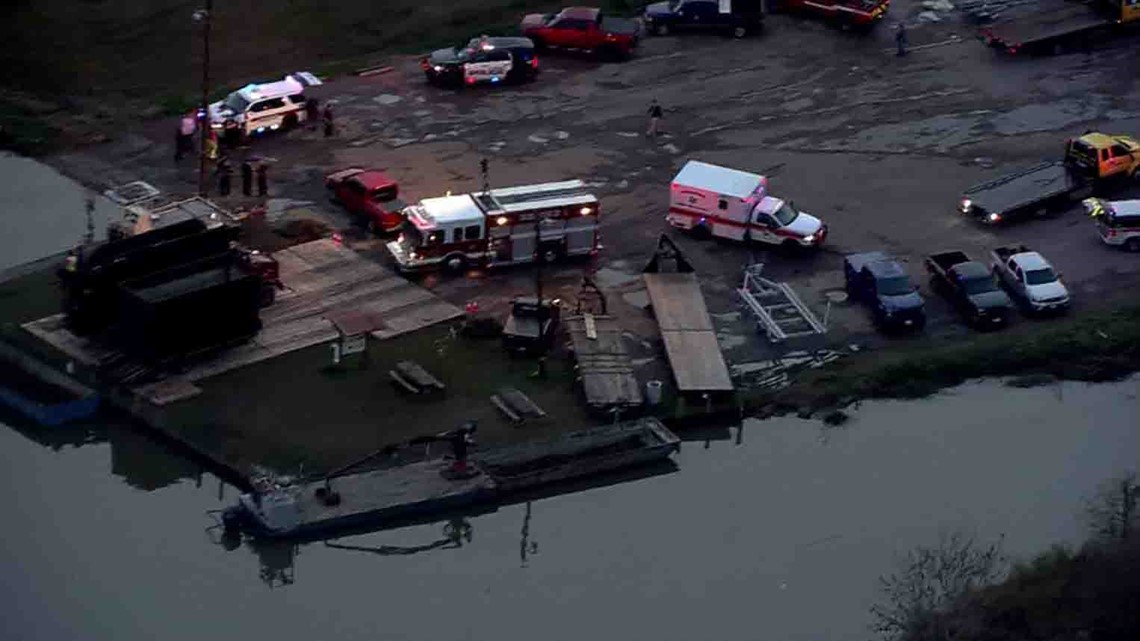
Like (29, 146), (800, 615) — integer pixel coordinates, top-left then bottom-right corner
(325, 168), (406, 234)
(769, 0), (889, 29)
(520, 6), (641, 60)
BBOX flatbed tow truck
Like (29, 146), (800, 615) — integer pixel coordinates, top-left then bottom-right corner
(980, 0), (1139, 54)
(959, 131), (1140, 224)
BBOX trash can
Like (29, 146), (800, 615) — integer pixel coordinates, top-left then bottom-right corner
(645, 380), (663, 406)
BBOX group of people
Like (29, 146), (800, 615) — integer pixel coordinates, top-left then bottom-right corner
(174, 99), (338, 198)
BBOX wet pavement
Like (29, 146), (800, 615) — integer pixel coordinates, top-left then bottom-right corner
(3, 375), (1137, 640)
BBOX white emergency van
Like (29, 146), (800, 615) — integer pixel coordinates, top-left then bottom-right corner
(667, 160), (827, 248)
(208, 72), (322, 136)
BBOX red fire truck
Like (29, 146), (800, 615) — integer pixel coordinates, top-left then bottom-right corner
(386, 180), (600, 272)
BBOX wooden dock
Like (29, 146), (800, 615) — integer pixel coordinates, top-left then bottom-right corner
(564, 312), (643, 411)
(23, 239), (463, 405)
(642, 236), (733, 393)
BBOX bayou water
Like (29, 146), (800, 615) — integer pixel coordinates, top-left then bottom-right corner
(2, 376), (1137, 641)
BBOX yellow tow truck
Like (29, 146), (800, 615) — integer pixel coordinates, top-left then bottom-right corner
(1065, 132), (1140, 182)
(959, 131), (1139, 224)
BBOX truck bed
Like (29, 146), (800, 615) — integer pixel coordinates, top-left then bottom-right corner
(982, 0), (1107, 47)
(992, 244), (1032, 263)
(601, 16), (641, 35)
(963, 161), (1086, 216)
(926, 250), (971, 276)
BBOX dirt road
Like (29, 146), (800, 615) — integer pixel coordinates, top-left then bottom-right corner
(45, 3), (1140, 376)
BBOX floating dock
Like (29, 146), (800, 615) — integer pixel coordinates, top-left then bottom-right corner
(563, 275), (643, 412)
(23, 238), (464, 405)
(642, 236), (733, 394)
(226, 418), (680, 539)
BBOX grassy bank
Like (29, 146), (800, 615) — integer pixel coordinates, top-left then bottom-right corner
(0, 0), (645, 154)
(752, 303), (1140, 414)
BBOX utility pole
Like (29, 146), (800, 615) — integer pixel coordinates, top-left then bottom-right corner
(195, 0), (213, 197)
(83, 195), (95, 245)
(479, 157), (489, 195)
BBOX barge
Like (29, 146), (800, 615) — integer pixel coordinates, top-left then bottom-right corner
(0, 340), (100, 426)
(223, 418), (680, 539)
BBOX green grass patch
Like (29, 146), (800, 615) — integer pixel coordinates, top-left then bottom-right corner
(757, 304), (1140, 412)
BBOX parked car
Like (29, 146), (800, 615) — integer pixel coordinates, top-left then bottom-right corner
(520, 7), (640, 60)
(843, 251), (925, 331)
(925, 250), (1013, 329)
(325, 168), (406, 234)
(1085, 198), (1140, 252)
(422, 36), (539, 87)
(208, 72), (322, 137)
(643, 0), (764, 38)
(990, 245), (1070, 314)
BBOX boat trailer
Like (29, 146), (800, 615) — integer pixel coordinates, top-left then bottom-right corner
(737, 264), (826, 342)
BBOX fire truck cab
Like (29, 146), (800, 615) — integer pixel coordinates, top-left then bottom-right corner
(387, 180), (600, 272)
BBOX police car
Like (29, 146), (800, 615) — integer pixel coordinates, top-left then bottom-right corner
(422, 37), (539, 87)
(208, 72), (322, 136)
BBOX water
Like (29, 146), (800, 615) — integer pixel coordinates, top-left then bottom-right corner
(0, 153), (117, 275)
(2, 376), (1137, 641)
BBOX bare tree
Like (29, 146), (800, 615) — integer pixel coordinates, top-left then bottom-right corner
(871, 532), (1005, 641)
(1087, 471), (1138, 543)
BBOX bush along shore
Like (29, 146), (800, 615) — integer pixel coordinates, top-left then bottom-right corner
(744, 302), (1140, 419)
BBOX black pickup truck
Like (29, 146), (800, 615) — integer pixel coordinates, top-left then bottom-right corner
(925, 251), (1013, 329)
(643, 0), (764, 38)
(843, 251), (926, 331)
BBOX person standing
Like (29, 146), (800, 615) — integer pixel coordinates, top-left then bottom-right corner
(256, 162), (269, 197)
(175, 111), (196, 161)
(205, 129), (219, 161)
(322, 103), (336, 138)
(895, 22), (908, 57)
(305, 97), (320, 130)
(216, 157), (233, 196)
(241, 159), (254, 196)
(646, 99), (664, 138)
(222, 118), (241, 150)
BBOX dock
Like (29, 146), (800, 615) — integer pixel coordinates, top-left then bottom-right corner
(642, 236), (733, 394)
(23, 238), (464, 405)
(238, 460), (496, 539)
(227, 418), (680, 539)
(563, 276), (643, 411)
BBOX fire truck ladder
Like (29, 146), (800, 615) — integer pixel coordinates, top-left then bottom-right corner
(737, 264), (826, 342)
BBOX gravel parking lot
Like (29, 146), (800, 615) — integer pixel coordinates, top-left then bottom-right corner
(46, 1), (1140, 381)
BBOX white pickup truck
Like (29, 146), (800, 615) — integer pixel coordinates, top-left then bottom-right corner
(990, 245), (1070, 314)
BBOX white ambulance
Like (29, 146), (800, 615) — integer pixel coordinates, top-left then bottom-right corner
(667, 160), (827, 248)
(208, 72), (322, 136)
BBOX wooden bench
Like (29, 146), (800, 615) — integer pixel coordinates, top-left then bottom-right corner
(388, 360), (445, 394)
(491, 387), (547, 424)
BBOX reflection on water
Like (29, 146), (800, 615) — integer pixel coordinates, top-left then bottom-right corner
(1, 376), (1138, 641)
(0, 153), (118, 275)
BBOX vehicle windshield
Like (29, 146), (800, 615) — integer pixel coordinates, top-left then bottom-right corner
(963, 276), (997, 295)
(773, 202), (799, 227)
(223, 92), (250, 113)
(399, 225), (424, 250)
(1024, 268), (1056, 285)
(877, 276), (913, 296)
(370, 186), (398, 203)
(669, 0), (683, 9)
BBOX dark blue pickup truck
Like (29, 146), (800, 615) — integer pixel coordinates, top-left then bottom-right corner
(844, 251), (926, 331)
(643, 0), (764, 38)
